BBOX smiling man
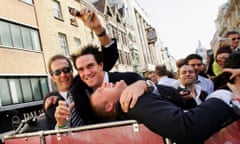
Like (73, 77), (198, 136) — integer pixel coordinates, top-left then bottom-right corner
(42, 8), (120, 130)
(42, 55), (75, 129)
(176, 64), (208, 108)
(49, 56), (73, 92)
(58, 45), (147, 126)
(225, 31), (240, 52)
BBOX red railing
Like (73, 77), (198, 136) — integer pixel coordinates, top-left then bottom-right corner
(4, 120), (164, 144)
(4, 120), (240, 144)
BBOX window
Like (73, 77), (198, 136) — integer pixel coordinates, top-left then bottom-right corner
(9, 79), (23, 104)
(58, 33), (69, 55)
(20, 0), (33, 5)
(20, 78), (33, 102)
(70, 17), (78, 26)
(73, 37), (81, 52)
(11, 24), (23, 48)
(0, 79), (11, 106)
(53, 0), (63, 20)
(31, 78), (42, 101)
(0, 76), (49, 106)
(22, 27), (33, 50)
(0, 21), (12, 47)
(118, 49), (124, 64)
(0, 20), (41, 51)
(31, 30), (41, 51)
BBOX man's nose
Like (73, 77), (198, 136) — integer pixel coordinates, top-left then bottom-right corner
(83, 68), (91, 75)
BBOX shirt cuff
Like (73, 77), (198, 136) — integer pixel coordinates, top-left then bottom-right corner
(55, 122), (70, 129)
(103, 40), (115, 48)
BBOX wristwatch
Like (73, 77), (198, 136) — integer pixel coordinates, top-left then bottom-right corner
(97, 28), (106, 37)
(145, 80), (155, 92)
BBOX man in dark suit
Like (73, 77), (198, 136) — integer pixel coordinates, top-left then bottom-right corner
(90, 80), (239, 144)
(42, 8), (119, 130)
(54, 44), (148, 127)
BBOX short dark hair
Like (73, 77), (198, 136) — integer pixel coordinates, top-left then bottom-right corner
(176, 58), (187, 68)
(225, 31), (240, 37)
(47, 54), (72, 74)
(155, 65), (167, 76)
(215, 45), (232, 58)
(223, 52), (240, 84)
(185, 54), (202, 64)
(176, 63), (190, 79)
(71, 45), (103, 70)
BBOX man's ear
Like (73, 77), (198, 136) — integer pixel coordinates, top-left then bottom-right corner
(50, 75), (55, 81)
(105, 103), (114, 112)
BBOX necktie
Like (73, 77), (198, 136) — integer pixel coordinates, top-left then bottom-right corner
(67, 93), (84, 127)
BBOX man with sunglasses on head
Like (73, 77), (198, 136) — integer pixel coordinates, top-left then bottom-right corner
(38, 8), (120, 130)
(225, 31), (240, 52)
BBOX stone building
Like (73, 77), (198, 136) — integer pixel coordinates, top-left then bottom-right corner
(211, 0), (240, 50)
(0, 0), (175, 108)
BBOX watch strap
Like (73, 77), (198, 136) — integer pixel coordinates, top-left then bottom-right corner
(97, 28), (106, 37)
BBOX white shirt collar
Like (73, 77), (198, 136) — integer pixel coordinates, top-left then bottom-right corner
(103, 71), (109, 83)
(92, 71), (109, 91)
(59, 91), (68, 100)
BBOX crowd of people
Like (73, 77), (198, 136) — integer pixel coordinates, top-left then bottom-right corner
(20, 8), (240, 144)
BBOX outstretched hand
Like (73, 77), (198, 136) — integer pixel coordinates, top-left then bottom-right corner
(69, 7), (112, 46)
(79, 8), (102, 30)
(69, 7), (103, 34)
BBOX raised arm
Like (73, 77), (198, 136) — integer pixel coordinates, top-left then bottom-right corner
(69, 7), (119, 71)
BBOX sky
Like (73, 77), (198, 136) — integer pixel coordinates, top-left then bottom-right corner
(135, 0), (228, 60)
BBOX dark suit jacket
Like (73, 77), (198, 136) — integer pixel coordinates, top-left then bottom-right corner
(18, 91), (64, 132)
(43, 40), (119, 129)
(43, 91), (64, 129)
(72, 71), (143, 124)
(101, 39), (119, 71)
(117, 85), (239, 144)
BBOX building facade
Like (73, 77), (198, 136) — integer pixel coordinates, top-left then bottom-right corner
(195, 40), (207, 65)
(211, 0), (240, 50)
(0, 0), (105, 135)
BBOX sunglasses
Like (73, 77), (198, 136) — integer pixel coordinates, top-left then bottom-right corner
(51, 67), (72, 76)
(232, 37), (240, 41)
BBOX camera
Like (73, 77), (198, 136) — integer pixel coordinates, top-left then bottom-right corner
(68, 7), (81, 17)
(179, 87), (190, 96)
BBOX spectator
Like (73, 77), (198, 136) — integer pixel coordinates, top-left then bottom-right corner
(213, 45), (232, 76)
(176, 64), (208, 108)
(155, 65), (177, 87)
(225, 31), (240, 52)
(185, 54), (214, 94)
(146, 71), (158, 84)
(43, 8), (119, 129)
(176, 58), (187, 69)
